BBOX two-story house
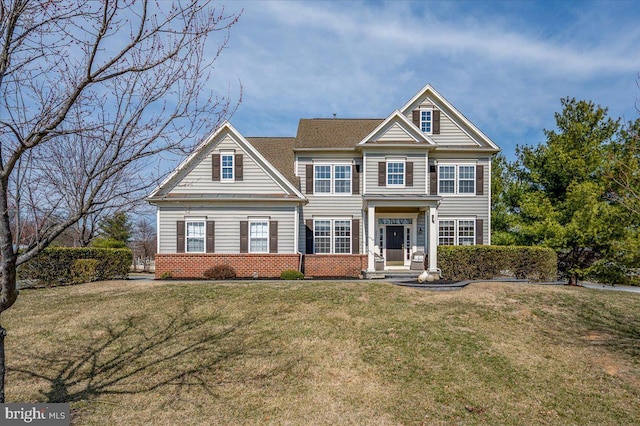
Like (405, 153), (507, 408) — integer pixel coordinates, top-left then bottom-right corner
(147, 84), (500, 279)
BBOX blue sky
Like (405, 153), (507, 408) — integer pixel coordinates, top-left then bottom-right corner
(208, 0), (640, 161)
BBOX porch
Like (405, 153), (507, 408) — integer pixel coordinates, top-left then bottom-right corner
(363, 195), (441, 276)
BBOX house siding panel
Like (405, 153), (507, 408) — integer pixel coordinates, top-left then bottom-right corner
(170, 134), (285, 195)
(375, 123), (415, 142)
(364, 152), (427, 194)
(158, 204), (296, 254)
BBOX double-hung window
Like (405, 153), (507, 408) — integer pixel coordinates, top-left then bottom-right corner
(313, 219), (351, 254)
(186, 221), (205, 252)
(438, 219), (476, 246)
(221, 152), (234, 181)
(387, 161), (405, 187)
(314, 164), (351, 194)
(249, 221), (269, 253)
(421, 109), (432, 133)
(438, 164), (476, 195)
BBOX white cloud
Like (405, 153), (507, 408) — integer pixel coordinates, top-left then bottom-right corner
(207, 0), (640, 158)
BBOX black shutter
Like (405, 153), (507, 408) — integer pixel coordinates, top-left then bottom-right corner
(429, 164), (437, 195)
(476, 165), (484, 195)
(240, 221), (248, 253)
(235, 154), (243, 181)
(212, 154), (220, 181)
(476, 219), (484, 245)
(176, 221), (185, 253)
(206, 221), (215, 253)
(412, 110), (420, 127)
(352, 164), (360, 194)
(269, 221), (278, 253)
(406, 162), (413, 187)
(305, 220), (314, 254)
(378, 162), (386, 186)
(352, 219), (360, 254)
(306, 164), (313, 194)
(433, 110), (441, 134)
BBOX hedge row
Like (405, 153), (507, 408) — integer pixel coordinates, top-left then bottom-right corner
(19, 247), (132, 287)
(437, 245), (558, 282)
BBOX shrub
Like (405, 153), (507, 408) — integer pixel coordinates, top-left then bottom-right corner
(19, 247), (132, 287)
(280, 269), (304, 280)
(437, 246), (557, 282)
(71, 259), (100, 284)
(203, 265), (237, 280)
(159, 271), (174, 280)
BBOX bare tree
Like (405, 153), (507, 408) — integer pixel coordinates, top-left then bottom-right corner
(0, 0), (241, 401)
(131, 217), (156, 271)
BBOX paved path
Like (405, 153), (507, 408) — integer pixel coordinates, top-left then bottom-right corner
(581, 282), (640, 294)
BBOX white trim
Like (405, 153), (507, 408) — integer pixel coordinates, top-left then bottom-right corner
(220, 150), (235, 182)
(487, 158), (492, 245)
(156, 208), (161, 254)
(248, 220), (269, 254)
(357, 110), (435, 146)
(386, 158), (406, 188)
(312, 163), (352, 196)
(185, 220), (206, 253)
(399, 84), (500, 151)
(437, 217), (477, 246)
(148, 121), (306, 200)
(437, 163), (477, 196)
(363, 152), (368, 195)
(311, 218), (353, 255)
(419, 107), (433, 135)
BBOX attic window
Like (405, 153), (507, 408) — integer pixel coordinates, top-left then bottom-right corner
(421, 110), (432, 133)
(221, 152), (234, 181)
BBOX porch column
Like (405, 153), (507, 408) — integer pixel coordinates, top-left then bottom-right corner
(428, 206), (438, 272)
(367, 205), (376, 271)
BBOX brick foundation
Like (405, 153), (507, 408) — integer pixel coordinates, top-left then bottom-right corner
(155, 253), (368, 279)
(155, 253), (301, 279)
(304, 254), (367, 278)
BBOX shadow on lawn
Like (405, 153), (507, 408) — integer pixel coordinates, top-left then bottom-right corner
(13, 308), (296, 403)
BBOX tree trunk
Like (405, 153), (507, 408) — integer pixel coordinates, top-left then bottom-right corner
(0, 322), (5, 403)
(567, 273), (579, 286)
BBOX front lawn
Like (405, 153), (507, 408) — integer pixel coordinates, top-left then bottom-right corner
(4, 280), (640, 425)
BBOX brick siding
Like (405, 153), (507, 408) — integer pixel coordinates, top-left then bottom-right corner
(155, 253), (368, 279)
(155, 254), (300, 279)
(304, 254), (367, 278)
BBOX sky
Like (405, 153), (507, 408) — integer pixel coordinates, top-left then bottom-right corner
(206, 0), (640, 161)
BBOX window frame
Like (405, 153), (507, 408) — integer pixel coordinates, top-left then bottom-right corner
(220, 151), (235, 182)
(437, 218), (476, 246)
(420, 108), (433, 134)
(313, 219), (352, 254)
(386, 159), (405, 188)
(248, 220), (269, 253)
(437, 164), (476, 195)
(313, 163), (352, 195)
(185, 220), (206, 253)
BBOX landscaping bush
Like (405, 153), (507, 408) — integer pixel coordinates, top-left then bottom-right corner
(437, 245), (557, 282)
(203, 265), (237, 280)
(280, 269), (304, 280)
(71, 259), (100, 284)
(19, 247), (132, 287)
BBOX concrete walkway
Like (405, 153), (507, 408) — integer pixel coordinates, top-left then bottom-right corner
(581, 282), (640, 294)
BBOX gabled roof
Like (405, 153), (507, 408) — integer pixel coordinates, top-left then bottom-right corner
(358, 110), (435, 146)
(400, 84), (500, 151)
(246, 137), (298, 188)
(148, 121), (305, 201)
(295, 118), (383, 149)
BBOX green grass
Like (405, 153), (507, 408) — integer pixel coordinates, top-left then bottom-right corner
(3, 280), (640, 425)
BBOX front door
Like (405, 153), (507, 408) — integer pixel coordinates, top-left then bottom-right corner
(386, 225), (404, 263)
